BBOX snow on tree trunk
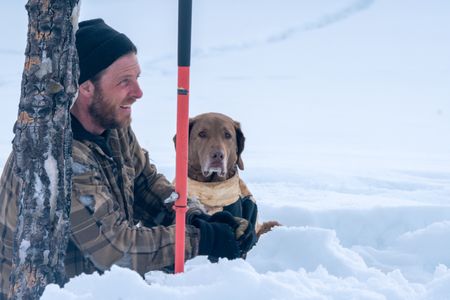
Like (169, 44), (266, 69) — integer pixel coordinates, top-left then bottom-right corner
(9, 0), (80, 299)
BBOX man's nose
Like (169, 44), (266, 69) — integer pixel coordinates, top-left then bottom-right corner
(132, 81), (143, 99)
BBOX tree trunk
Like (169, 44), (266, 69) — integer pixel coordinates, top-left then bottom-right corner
(9, 1), (80, 299)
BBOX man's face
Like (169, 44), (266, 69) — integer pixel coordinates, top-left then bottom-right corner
(88, 53), (143, 131)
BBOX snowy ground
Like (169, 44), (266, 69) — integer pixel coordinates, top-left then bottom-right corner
(1, 0), (450, 299)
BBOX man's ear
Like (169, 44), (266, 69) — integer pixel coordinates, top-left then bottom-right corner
(173, 118), (195, 149)
(78, 80), (95, 98)
(234, 121), (245, 170)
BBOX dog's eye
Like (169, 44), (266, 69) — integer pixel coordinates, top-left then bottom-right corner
(224, 132), (232, 139)
(198, 131), (207, 138)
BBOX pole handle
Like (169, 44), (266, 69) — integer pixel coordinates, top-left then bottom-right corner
(178, 0), (192, 67)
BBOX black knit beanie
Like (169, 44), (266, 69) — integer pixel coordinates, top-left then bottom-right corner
(76, 18), (137, 84)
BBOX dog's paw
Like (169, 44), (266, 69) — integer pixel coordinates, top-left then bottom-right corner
(256, 221), (282, 238)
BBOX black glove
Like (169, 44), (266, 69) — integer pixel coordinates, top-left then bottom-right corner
(208, 210), (257, 257)
(186, 208), (210, 225)
(191, 216), (240, 260)
(235, 217), (257, 256)
(209, 211), (240, 228)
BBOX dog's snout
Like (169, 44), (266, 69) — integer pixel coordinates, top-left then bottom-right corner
(211, 150), (224, 161)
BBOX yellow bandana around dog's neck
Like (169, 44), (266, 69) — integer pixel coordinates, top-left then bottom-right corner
(186, 173), (253, 214)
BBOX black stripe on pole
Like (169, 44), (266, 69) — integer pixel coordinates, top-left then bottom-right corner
(178, 0), (192, 67)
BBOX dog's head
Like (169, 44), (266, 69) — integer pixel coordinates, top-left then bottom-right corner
(173, 112), (245, 182)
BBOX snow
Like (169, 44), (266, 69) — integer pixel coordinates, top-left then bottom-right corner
(35, 50), (53, 80)
(1, 0), (450, 299)
(18, 240), (30, 265)
(44, 151), (58, 221)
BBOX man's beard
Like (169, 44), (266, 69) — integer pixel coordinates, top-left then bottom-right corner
(89, 86), (132, 130)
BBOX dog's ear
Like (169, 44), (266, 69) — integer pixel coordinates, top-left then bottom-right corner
(173, 118), (195, 149)
(234, 121), (245, 170)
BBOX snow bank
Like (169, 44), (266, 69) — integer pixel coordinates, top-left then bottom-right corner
(42, 226), (450, 300)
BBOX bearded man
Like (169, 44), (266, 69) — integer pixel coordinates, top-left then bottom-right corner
(0, 19), (253, 299)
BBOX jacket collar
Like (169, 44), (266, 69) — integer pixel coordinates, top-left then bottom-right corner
(71, 114), (112, 157)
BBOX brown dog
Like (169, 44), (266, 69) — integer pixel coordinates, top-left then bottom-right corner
(174, 112), (279, 238)
(187, 112), (244, 183)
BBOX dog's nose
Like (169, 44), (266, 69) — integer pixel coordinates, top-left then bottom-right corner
(211, 150), (224, 161)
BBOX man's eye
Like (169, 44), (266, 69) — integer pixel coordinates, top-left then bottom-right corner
(198, 131), (207, 138)
(119, 79), (130, 86)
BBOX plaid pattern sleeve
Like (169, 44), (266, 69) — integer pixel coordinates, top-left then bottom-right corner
(125, 127), (177, 227)
(0, 154), (19, 299)
(67, 138), (200, 277)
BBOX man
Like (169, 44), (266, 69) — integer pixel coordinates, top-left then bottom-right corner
(0, 19), (254, 299)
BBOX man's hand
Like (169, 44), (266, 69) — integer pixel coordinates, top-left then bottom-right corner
(233, 217), (257, 256)
(208, 211), (257, 253)
(191, 212), (240, 260)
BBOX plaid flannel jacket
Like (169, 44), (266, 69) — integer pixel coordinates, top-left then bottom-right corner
(0, 119), (199, 299)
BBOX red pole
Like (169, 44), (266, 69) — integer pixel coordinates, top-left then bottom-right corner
(174, 0), (192, 274)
